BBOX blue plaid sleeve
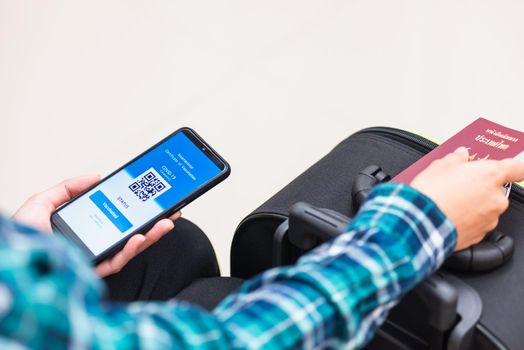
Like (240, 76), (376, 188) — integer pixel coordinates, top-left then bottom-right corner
(213, 183), (457, 349)
(0, 183), (456, 349)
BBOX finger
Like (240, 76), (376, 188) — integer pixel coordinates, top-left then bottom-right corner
(169, 211), (182, 221)
(95, 234), (146, 277)
(96, 235), (146, 277)
(498, 158), (524, 184)
(138, 219), (174, 254)
(441, 147), (470, 165)
(34, 175), (101, 208)
(95, 220), (175, 278)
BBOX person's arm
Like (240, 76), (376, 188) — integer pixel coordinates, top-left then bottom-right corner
(3, 150), (523, 349)
(212, 183), (456, 349)
(0, 183), (453, 349)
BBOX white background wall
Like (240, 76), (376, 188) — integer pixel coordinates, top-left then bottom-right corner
(1, 1), (523, 274)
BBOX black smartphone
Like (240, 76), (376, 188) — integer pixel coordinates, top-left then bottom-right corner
(51, 127), (230, 264)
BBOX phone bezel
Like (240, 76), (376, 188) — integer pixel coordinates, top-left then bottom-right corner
(51, 127), (230, 264)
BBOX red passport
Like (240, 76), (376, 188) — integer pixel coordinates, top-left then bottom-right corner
(392, 118), (524, 187)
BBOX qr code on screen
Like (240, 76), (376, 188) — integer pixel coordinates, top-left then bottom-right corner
(128, 168), (171, 202)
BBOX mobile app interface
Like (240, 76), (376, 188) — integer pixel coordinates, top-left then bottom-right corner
(58, 132), (222, 255)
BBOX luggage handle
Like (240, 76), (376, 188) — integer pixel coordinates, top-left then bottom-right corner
(271, 204), (352, 266)
(352, 165), (515, 273)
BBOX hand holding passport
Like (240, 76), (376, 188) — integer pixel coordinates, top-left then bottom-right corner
(398, 118), (524, 251)
(393, 118), (524, 197)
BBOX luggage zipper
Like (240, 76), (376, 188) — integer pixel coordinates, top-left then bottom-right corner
(354, 126), (524, 203)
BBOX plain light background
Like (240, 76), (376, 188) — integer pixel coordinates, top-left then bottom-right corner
(1, 1), (523, 274)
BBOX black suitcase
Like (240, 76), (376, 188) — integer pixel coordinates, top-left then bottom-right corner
(230, 127), (524, 349)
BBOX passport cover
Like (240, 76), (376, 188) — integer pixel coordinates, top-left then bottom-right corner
(393, 118), (524, 187)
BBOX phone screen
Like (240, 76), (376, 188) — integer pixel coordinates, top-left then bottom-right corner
(54, 129), (225, 256)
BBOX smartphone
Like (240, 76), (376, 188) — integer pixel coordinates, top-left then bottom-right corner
(51, 127), (230, 263)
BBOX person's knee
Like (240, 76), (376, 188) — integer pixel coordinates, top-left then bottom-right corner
(159, 217), (220, 277)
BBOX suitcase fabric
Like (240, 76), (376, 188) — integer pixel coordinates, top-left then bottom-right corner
(231, 127), (524, 349)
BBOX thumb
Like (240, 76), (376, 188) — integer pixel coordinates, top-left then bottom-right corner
(44, 175), (101, 208)
(498, 158), (524, 185)
(12, 175), (101, 233)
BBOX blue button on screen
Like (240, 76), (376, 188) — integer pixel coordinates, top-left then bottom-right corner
(89, 190), (133, 233)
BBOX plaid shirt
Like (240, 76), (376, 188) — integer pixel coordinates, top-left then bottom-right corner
(0, 183), (456, 349)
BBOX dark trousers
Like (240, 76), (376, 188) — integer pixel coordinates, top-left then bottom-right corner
(104, 218), (220, 302)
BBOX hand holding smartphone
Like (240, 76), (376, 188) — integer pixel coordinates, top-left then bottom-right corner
(51, 127), (230, 263)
